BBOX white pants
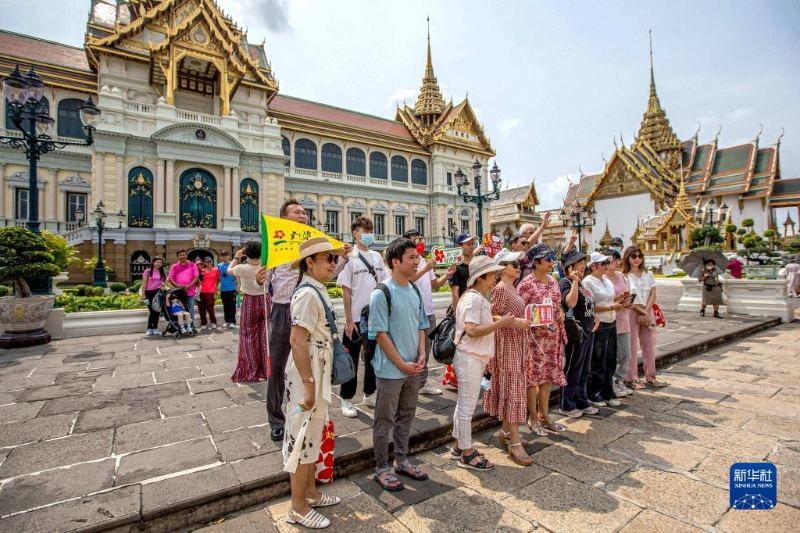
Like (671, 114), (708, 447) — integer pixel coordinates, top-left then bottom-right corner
(452, 350), (487, 450)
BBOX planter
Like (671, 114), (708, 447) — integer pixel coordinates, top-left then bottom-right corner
(676, 278), (727, 313)
(723, 279), (793, 323)
(742, 265), (779, 280)
(52, 271), (69, 296)
(0, 295), (56, 348)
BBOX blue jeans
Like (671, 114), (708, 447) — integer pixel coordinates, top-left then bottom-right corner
(560, 331), (594, 412)
(186, 295), (196, 322)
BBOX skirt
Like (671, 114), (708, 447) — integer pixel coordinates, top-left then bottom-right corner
(702, 284), (724, 306)
(231, 293), (271, 382)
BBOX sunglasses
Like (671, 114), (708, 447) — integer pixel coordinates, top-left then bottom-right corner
(413, 237), (426, 244)
(630, 253), (643, 259)
(519, 241), (529, 246)
(503, 261), (521, 269)
(317, 252), (338, 264)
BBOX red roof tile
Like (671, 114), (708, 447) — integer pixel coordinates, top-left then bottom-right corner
(0, 30), (90, 72)
(270, 95), (413, 140)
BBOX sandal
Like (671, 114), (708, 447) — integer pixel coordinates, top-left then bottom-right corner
(287, 507), (330, 529)
(499, 429), (534, 448)
(394, 460), (429, 481)
(539, 418), (567, 433)
(626, 381), (646, 390)
(374, 470), (404, 492)
(526, 422), (548, 437)
(458, 449), (494, 471)
(647, 379), (668, 388)
(307, 493), (341, 508)
(450, 446), (485, 460)
(508, 443), (533, 466)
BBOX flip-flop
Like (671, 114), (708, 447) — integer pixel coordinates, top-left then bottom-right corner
(647, 379), (668, 388)
(626, 381), (646, 389)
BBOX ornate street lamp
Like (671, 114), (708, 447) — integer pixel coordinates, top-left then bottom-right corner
(75, 206), (85, 228)
(310, 215), (329, 234)
(456, 159), (501, 239)
(561, 202), (596, 253)
(440, 220), (458, 246)
(91, 201), (108, 288)
(1, 64), (101, 235)
(693, 199), (728, 246)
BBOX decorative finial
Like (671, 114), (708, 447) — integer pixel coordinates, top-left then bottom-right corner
(756, 123), (763, 143)
(613, 137), (618, 150)
(694, 121), (701, 139)
(777, 127), (785, 145)
(715, 124), (722, 144)
(649, 29), (656, 101)
(620, 131), (625, 147)
(579, 164), (584, 176)
(601, 152), (607, 165)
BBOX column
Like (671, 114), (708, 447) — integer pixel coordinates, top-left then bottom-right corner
(0, 163), (6, 219)
(155, 158), (165, 213)
(95, 153), (105, 206)
(115, 155), (124, 213)
(165, 160), (175, 213)
(47, 168), (57, 224)
(223, 166), (232, 218)
(232, 168), (240, 219)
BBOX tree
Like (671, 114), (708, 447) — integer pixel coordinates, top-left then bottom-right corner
(0, 227), (61, 298)
(690, 226), (723, 248)
(725, 223), (738, 234)
(741, 218), (755, 234)
(738, 234), (779, 265)
(763, 229), (778, 250)
(784, 239), (800, 254)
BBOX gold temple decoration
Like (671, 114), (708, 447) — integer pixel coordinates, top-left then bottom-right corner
(414, 18), (446, 126)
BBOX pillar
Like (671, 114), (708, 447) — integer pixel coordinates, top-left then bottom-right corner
(115, 155), (124, 213)
(232, 168), (240, 219)
(155, 158), (165, 213)
(165, 160), (175, 214)
(95, 153), (105, 206)
(223, 166), (232, 218)
(0, 163), (5, 219)
(47, 168), (57, 223)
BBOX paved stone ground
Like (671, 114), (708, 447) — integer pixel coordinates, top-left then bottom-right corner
(0, 283), (793, 531)
(192, 321), (800, 533)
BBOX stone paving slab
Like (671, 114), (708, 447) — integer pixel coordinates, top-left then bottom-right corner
(0, 286), (794, 531)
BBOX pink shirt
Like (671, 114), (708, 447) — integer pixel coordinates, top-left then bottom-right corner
(168, 261), (200, 297)
(200, 268), (220, 294)
(143, 268), (164, 291)
(607, 272), (630, 334)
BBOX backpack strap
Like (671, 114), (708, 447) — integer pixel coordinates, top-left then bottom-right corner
(357, 253), (379, 284)
(375, 282), (392, 316)
(296, 283), (339, 339)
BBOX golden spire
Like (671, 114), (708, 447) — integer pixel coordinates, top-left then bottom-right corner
(601, 221), (613, 244)
(674, 160), (693, 214)
(414, 17), (446, 124)
(637, 31), (682, 165)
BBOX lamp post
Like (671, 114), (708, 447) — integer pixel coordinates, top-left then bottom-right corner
(561, 203), (596, 253)
(693, 199), (728, 246)
(456, 160), (501, 240)
(1, 64), (100, 235)
(440, 221), (457, 247)
(91, 201), (108, 288)
(310, 215), (329, 234)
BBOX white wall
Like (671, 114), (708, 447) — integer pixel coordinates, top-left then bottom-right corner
(594, 193), (652, 249)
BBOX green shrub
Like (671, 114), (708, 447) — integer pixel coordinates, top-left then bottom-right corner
(132, 279), (143, 290)
(54, 293), (147, 313)
(74, 284), (89, 296)
(0, 285), (12, 297)
(327, 287), (342, 299)
(91, 286), (106, 296)
(41, 230), (81, 271)
(109, 282), (127, 293)
(0, 226), (61, 297)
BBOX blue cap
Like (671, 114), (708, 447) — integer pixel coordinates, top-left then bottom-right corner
(455, 233), (476, 245)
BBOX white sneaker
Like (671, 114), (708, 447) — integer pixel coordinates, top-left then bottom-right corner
(613, 383), (630, 397)
(200, 325), (208, 331)
(581, 406), (600, 415)
(420, 384), (443, 395)
(607, 398), (622, 407)
(221, 323), (229, 329)
(145, 329), (153, 336)
(589, 400), (607, 407)
(211, 324), (217, 330)
(362, 393), (376, 407)
(341, 400), (357, 418)
(558, 408), (583, 418)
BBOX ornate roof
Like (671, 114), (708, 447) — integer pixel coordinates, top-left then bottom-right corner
(414, 19), (446, 119)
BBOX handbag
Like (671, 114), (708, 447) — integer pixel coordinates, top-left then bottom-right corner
(564, 306), (585, 345)
(296, 283), (355, 385)
(653, 303), (666, 327)
(314, 420), (335, 484)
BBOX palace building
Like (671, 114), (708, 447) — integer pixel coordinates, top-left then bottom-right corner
(548, 40), (800, 261)
(0, 0), (495, 284)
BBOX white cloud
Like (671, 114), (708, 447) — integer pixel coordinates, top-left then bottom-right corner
(536, 173), (575, 211)
(499, 118), (522, 137)
(725, 107), (754, 123)
(383, 88), (419, 113)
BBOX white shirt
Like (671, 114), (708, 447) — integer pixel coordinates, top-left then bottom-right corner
(336, 249), (388, 322)
(583, 275), (616, 323)
(455, 289), (494, 363)
(413, 262), (436, 316)
(627, 271), (656, 307)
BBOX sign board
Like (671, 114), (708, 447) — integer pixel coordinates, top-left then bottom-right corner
(482, 233), (504, 258)
(431, 246), (464, 266)
(524, 297), (554, 327)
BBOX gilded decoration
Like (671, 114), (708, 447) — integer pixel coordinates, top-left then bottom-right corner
(594, 161), (649, 200)
(179, 171), (216, 229)
(240, 179), (259, 232)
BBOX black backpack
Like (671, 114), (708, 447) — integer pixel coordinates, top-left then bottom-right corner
(428, 304), (463, 365)
(359, 282), (421, 362)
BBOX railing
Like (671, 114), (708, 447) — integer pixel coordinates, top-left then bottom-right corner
(393, 182), (408, 188)
(321, 171), (343, 181)
(346, 175), (366, 183)
(176, 110), (222, 125)
(295, 168), (317, 177)
(411, 184), (427, 191)
(123, 101), (156, 114)
(369, 178), (387, 186)
(238, 122), (263, 133)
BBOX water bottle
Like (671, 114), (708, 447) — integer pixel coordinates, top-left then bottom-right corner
(480, 376), (491, 391)
(144, 299), (150, 307)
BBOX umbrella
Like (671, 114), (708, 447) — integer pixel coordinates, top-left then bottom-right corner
(679, 249), (729, 278)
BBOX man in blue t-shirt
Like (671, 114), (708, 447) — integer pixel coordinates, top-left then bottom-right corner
(368, 238), (430, 492)
(216, 250), (240, 329)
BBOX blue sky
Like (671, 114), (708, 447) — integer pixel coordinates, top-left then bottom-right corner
(6, 0), (799, 212)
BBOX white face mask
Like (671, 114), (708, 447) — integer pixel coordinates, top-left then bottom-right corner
(610, 246), (622, 253)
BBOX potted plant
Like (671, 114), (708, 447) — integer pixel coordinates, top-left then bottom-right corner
(0, 227), (62, 348)
(41, 230), (82, 296)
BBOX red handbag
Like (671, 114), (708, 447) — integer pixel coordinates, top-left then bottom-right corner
(653, 303), (666, 327)
(314, 420), (335, 484)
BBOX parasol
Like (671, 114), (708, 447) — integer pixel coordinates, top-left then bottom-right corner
(679, 249), (729, 278)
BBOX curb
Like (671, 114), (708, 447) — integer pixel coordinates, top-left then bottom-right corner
(80, 317), (780, 532)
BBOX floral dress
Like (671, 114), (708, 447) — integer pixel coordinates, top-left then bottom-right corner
(282, 275), (333, 474)
(517, 275), (567, 387)
(483, 282), (528, 424)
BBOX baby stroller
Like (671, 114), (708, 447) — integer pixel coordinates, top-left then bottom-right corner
(160, 288), (197, 338)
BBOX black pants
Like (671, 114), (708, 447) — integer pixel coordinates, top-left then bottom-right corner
(145, 289), (160, 330)
(588, 322), (617, 402)
(267, 303), (291, 430)
(339, 322), (376, 400)
(560, 331), (594, 412)
(220, 290), (237, 324)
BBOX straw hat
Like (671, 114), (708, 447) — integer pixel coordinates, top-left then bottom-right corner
(467, 255), (505, 287)
(290, 237), (345, 269)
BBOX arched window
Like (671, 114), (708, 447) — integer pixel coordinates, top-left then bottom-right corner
(6, 96), (49, 134)
(57, 98), (87, 139)
(179, 168), (217, 228)
(281, 136), (290, 167)
(391, 156), (408, 182)
(346, 148), (366, 176)
(369, 152), (388, 179)
(127, 166), (153, 228)
(411, 159), (428, 185)
(240, 178), (259, 232)
(321, 143), (342, 173)
(294, 139), (317, 170)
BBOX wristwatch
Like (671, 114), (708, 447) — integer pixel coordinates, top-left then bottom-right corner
(301, 376), (315, 384)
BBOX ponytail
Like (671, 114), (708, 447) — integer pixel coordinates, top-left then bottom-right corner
(295, 260), (310, 290)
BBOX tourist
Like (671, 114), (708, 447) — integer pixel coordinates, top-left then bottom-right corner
(509, 235), (529, 253)
(197, 257), (220, 331)
(699, 259), (724, 319)
(622, 247), (665, 387)
(558, 250), (598, 418)
(283, 238), (344, 529)
(604, 249), (634, 398)
(727, 255), (743, 279)
(608, 236), (624, 254)
(518, 244), (568, 432)
(452, 256), (512, 471)
(406, 229), (454, 396)
(217, 250), (240, 329)
(583, 252), (624, 408)
(484, 248), (534, 466)
(167, 249), (200, 322)
(255, 200), (350, 442)
(444, 232), (479, 389)
(230, 241), (270, 383)
(337, 216), (388, 417)
(369, 238), (430, 491)
(141, 256), (166, 336)
(516, 213), (552, 285)
(167, 293), (192, 334)
(785, 258), (798, 297)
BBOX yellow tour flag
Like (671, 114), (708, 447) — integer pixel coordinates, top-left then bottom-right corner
(259, 214), (346, 269)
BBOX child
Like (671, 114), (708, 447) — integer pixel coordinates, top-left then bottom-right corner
(169, 295), (192, 333)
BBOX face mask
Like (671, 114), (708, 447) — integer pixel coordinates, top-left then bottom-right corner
(359, 233), (374, 247)
(610, 246), (622, 253)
